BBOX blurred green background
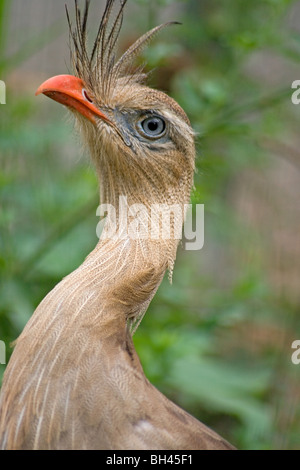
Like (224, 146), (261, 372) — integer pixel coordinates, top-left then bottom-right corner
(1, 0), (300, 449)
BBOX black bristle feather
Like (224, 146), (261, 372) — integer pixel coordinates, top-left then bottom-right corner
(66, 0), (177, 98)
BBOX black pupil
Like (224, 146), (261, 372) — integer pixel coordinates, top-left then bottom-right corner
(143, 117), (165, 135)
(147, 120), (159, 132)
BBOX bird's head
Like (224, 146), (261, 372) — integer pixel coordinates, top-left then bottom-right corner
(36, 0), (195, 273)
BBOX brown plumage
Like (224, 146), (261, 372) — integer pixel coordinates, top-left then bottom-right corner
(0, 0), (235, 450)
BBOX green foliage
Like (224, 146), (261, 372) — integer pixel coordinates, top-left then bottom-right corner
(1, 0), (300, 450)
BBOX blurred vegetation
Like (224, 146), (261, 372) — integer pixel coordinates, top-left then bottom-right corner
(1, 0), (300, 450)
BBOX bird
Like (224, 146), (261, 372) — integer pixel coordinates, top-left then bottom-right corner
(0, 0), (235, 450)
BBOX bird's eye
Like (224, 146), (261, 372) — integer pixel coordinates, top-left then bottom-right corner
(82, 88), (93, 103)
(139, 116), (166, 139)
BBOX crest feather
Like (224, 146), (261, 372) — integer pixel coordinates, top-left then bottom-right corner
(66, 0), (180, 98)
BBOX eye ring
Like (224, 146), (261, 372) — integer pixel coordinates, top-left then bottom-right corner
(138, 115), (166, 139)
(82, 88), (93, 103)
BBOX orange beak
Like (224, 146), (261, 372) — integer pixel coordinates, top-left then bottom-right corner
(35, 74), (110, 125)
